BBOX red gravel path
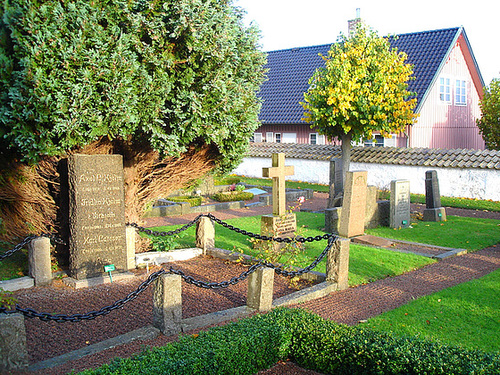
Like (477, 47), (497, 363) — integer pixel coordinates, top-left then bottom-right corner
(8, 193), (500, 375)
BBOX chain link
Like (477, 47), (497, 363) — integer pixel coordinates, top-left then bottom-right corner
(1, 269), (167, 321)
(1, 214), (338, 322)
(0, 233), (66, 261)
(128, 213), (335, 244)
(169, 263), (263, 289)
(263, 236), (335, 278)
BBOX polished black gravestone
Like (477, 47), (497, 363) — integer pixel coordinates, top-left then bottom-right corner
(423, 170), (447, 222)
(67, 154), (128, 280)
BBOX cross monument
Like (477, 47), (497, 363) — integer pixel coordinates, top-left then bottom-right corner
(262, 153), (294, 216)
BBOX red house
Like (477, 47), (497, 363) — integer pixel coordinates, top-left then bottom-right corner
(254, 26), (486, 149)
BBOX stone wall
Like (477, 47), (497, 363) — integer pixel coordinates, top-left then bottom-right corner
(233, 157), (500, 201)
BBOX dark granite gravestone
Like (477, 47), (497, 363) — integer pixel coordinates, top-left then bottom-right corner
(327, 157), (343, 208)
(390, 180), (411, 229)
(423, 170), (447, 222)
(68, 154), (127, 280)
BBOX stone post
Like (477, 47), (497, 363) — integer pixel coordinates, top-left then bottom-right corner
(196, 216), (215, 254)
(28, 236), (52, 286)
(247, 267), (274, 311)
(326, 238), (350, 290)
(125, 226), (137, 270)
(152, 274), (182, 335)
(0, 314), (29, 372)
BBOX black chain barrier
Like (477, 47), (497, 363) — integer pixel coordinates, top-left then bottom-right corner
(0, 214), (338, 322)
(0, 233), (66, 261)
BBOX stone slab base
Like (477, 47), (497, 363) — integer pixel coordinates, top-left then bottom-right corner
(273, 282), (339, 307)
(423, 207), (447, 222)
(352, 235), (393, 248)
(63, 272), (135, 289)
(135, 248), (202, 267)
(0, 276), (34, 292)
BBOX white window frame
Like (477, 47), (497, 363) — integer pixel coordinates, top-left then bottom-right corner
(265, 132), (274, 143)
(439, 76), (452, 104)
(253, 133), (262, 143)
(364, 134), (385, 147)
(309, 133), (325, 145)
(275, 133), (281, 143)
(455, 79), (467, 106)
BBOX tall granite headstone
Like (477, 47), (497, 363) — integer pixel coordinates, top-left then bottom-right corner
(390, 180), (411, 229)
(68, 154), (128, 280)
(423, 170), (447, 221)
(338, 171), (368, 238)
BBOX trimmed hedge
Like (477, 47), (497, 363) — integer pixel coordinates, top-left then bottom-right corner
(79, 308), (500, 375)
(212, 192), (254, 202)
(167, 196), (202, 207)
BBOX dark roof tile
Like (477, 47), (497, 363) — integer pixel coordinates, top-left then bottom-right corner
(259, 28), (461, 124)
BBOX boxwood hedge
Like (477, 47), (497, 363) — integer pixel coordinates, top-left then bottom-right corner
(78, 308), (500, 374)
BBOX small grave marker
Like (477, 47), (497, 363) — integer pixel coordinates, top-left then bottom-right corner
(104, 264), (116, 283)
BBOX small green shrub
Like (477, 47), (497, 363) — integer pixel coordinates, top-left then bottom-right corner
(148, 233), (186, 252)
(167, 196), (202, 207)
(212, 192), (253, 202)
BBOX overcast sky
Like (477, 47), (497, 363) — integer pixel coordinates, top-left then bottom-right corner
(234, 0), (499, 86)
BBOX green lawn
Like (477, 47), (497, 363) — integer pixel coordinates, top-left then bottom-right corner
(364, 269), (500, 353)
(150, 212), (435, 286)
(367, 215), (500, 251)
(0, 248), (28, 281)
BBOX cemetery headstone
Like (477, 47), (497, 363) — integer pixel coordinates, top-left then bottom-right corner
(338, 171), (368, 238)
(423, 170), (447, 222)
(390, 180), (411, 229)
(261, 153), (297, 245)
(327, 157), (343, 208)
(67, 154), (128, 280)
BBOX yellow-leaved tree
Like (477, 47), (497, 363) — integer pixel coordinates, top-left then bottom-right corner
(302, 23), (418, 188)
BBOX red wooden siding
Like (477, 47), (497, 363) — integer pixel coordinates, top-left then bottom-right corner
(409, 39), (485, 149)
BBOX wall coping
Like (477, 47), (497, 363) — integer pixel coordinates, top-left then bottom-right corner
(247, 143), (500, 170)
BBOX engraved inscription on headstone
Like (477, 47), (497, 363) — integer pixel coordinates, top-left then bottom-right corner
(390, 180), (410, 229)
(68, 154), (127, 279)
(338, 171), (368, 238)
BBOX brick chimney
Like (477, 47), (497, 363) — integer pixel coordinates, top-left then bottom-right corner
(348, 8), (362, 38)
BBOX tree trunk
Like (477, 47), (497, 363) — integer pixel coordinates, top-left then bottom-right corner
(341, 132), (352, 191)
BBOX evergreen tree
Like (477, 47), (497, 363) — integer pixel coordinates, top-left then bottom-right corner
(0, 0), (266, 239)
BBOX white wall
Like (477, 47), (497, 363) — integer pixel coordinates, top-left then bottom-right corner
(233, 157), (500, 201)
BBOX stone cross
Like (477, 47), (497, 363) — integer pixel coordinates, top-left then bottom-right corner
(262, 153), (294, 216)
